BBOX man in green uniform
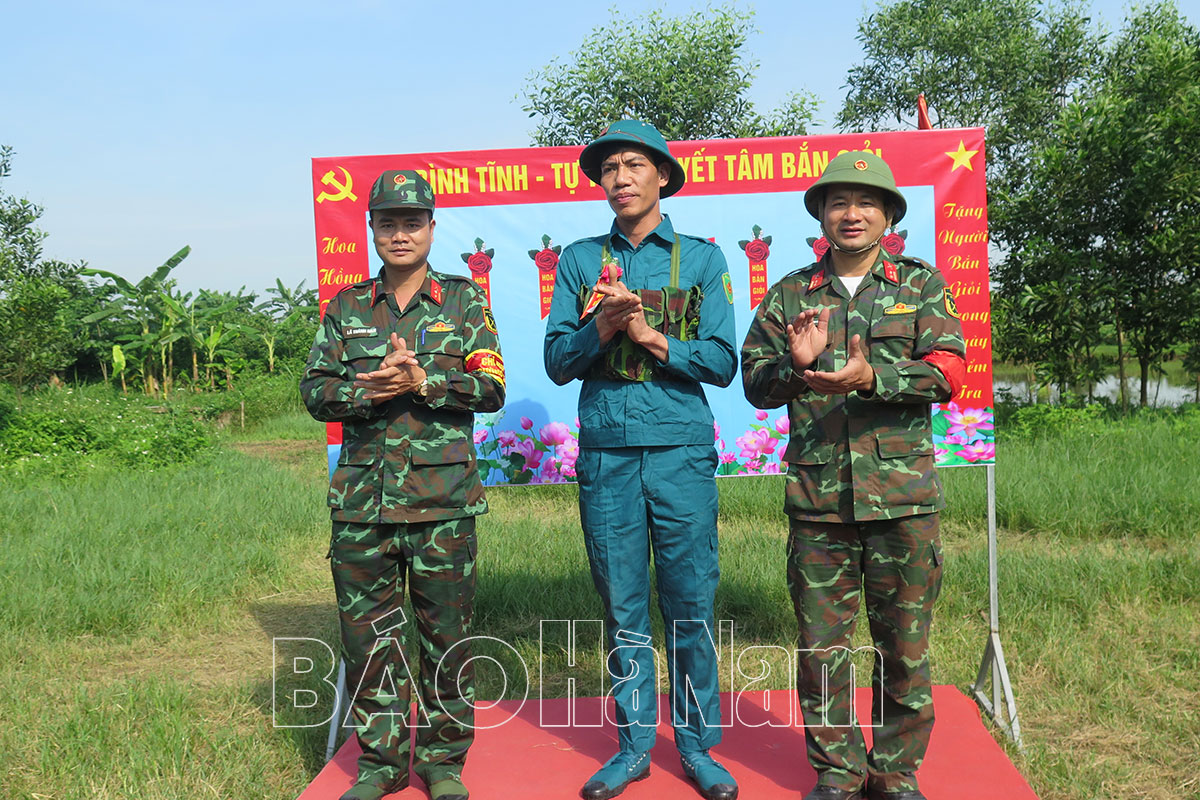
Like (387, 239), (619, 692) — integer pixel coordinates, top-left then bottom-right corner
(302, 170), (505, 800)
(544, 120), (739, 800)
(740, 152), (966, 800)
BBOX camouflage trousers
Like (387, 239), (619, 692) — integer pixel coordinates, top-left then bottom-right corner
(330, 517), (477, 791)
(786, 513), (942, 794)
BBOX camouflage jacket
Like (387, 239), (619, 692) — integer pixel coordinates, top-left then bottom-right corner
(741, 250), (965, 522)
(543, 215), (737, 448)
(301, 267), (505, 524)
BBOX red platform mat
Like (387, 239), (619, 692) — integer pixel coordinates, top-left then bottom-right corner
(297, 686), (1036, 799)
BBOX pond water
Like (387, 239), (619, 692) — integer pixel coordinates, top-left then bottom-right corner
(995, 375), (1197, 407)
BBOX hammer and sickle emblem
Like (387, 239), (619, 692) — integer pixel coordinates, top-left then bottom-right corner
(316, 167), (357, 204)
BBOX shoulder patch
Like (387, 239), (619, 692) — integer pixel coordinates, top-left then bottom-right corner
(944, 288), (962, 319)
(722, 272), (734, 304)
(483, 306), (497, 333)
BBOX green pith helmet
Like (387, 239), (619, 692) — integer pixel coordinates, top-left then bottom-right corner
(579, 119), (686, 198)
(804, 151), (907, 224)
(369, 169), (436, 212)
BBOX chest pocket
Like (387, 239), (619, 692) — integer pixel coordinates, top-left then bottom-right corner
(341, 338), (388, 370)
(416, 335), (465, 373)
(870, 314), (917, 362)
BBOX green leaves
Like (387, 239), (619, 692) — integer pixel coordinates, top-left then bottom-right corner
(520, 5), (817, 145)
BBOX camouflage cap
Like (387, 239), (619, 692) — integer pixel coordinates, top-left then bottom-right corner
(804, 151), (907, 224)
(369, 169), (436, 212)
(579, 119), (686, 198)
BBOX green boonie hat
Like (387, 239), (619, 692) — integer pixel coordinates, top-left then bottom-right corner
(804, 151), (907, 224)
(579, 119), (686, 198)
(369, 169), (436, 212)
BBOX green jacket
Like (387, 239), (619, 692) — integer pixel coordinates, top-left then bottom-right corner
(741, 250), (965, 522)
(301, 267), (505, 523)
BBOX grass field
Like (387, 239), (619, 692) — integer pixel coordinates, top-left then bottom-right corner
(1, 412), (1196, 800)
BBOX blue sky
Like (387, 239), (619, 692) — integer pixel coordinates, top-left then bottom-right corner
(2, 0), (1193, 295)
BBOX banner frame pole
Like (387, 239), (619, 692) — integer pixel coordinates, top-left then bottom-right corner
(971, 462), (1023, 749)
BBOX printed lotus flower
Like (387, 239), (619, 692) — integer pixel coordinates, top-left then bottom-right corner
(528, 234), (562, 271)
(941, 434), (969, 446)
(957, 442), (996, 462)
(807, 236), (830, 259)
(461, 237), (494, 275)
(497, 430), (518, 450)
(882, 230), (908, 255)
(520, 416), (534, 430)
(944, 407), (994, 440)
(575, 417), (581, 429)
(738, 225), (772, 261)
(755, 410), (769, 421)
(934, 446), (949, 461)
(719, 452), (738, 465)
(473, 429), (489, 445)
(514, 439), (543, 469)
(762, 462), (782, 475)
(559, 461), (577, 479)
(736, 429), (778, 460)
(774, 415), (789, 435)
(538, 458), (564, 483)
(539, 421), (571, 446)
(557, 437), (580, 468)
(714, 421), (721, 441)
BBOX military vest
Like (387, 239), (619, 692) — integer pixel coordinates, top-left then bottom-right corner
(578, 234), (703, 381)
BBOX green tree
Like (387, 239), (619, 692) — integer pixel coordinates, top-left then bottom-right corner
(521, 5), (817, 145)
(996, 2), (1200, 406)
(836, 0), (1100, 203)
(0, 276), (72, 399)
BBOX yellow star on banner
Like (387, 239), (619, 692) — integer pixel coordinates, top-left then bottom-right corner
(946, 140), (979, 172)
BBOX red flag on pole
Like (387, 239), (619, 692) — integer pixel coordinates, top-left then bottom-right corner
(917, 93), (933, 130)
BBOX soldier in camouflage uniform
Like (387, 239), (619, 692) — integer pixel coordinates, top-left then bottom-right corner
(544, 120), (739, 800)
(740, 152), (966, 800)
(302, 170), (505, 800)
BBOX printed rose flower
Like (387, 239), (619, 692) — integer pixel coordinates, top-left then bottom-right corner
(514, 439), (543, 469)
(882, 232), (906, 255)
(944, 407), (995, 440)
(755, 410), (769, 421)
(744, 239), (771, 262)
(497, 430), (518, 450)
(520, 416), (534, 430)
(539, 421), (571, 446)
(473, 429), (488, 445)
(466, 252), (493, 275)
(534, 249), (559, 271)
(813, 237), (830, 259)
(957, 442), (996, 463)
(774, 415), (790, 435)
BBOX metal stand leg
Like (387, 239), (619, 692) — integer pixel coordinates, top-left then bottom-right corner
(970, 464), (1024, 749)
(325, 659), (347, 762)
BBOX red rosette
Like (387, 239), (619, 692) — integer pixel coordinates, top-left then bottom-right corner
(534, 248), (559, 271)
(882, 232), (906, 255)
(813, 237), (831, 259)
(466, 251), (493, 275)
(744, 239), (771, 262)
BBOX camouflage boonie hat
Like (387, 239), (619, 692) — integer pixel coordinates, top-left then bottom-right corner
(579, 119), (686, 198)
(369, 169), (436, 212)
(804, 151), (907, 224)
